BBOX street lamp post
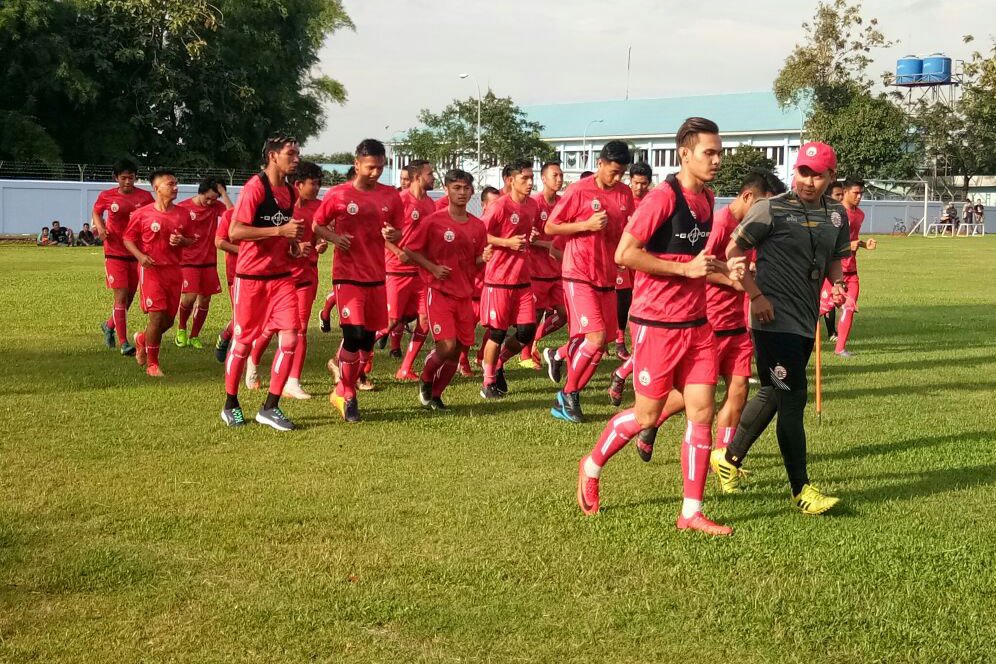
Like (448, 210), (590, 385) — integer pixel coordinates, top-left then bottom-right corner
(582, 119), (605, 170)
(459, 73), (482, 178)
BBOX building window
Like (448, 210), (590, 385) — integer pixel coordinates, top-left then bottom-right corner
(652, 148), (674, 168)
(564, 151), (583, 169)
(766, 146), (786, 166)
(632, 149), (648, 164)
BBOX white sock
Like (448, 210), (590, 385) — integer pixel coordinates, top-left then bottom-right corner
(285, 377), (300, 390)
(681, 498), (702, 519)
(584, 456), (602, 479)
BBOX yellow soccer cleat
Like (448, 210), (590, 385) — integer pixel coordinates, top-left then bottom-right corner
(793, 484), (840, 515)
(710, 448), (745, 494)
(329, 390), (346, 418)
(518, 357), (538, 370)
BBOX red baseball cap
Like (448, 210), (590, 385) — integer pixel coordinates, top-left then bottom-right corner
(795, 142), (837, 174)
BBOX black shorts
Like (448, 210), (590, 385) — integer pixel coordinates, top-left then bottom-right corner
(752, 329), (814, 391)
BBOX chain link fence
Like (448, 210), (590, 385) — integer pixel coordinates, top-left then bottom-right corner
(0, 161), (260, 185)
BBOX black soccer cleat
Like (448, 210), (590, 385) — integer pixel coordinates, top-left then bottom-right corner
(480, 383), (504, 400)
(494, 367), (509, 395)
(543, 347), (563, 384)
(636, 427), (658, 463)
(344, 397), (361, 423)
(418, 380), (433, 408)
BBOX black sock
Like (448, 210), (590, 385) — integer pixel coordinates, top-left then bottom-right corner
(225, 394), (240, 410)
(726, 386), (778, 466)
(773, 387), (810, 494)
(263, 392), (280, 410)
(824, 312), (837, 337)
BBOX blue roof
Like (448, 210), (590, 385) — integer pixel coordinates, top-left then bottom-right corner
(521, 91), (805, 139)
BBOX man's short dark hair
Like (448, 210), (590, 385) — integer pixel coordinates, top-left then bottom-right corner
(598, 141), (632, 166)
(149, 169), (176, 185)
(676, 117), (720, 150)
(629, 162), (652, 179)
(113, 159), (139, 177)
(740, 171), (772, 196)
(764, 172), (788, 196)
(844, 177), (865, 189)
(444, 169), (474, 186)
(501, 164), (515, 180)
(345, 166), (357, 180)
(294, 161), (323, 183)
(541, 160), (562, 175)
(355, 138), (386, 158)
(579, 171), (594, 179)
(198, 176), (221, 195)
(83, 223), (90, 229)
(481, 185), (500, 202)
(406, 159), (430, 179)
(261, 133), (298, 164)
(829, 180), (845, 193)
(506, 159), (533, 176)
(51, 220), (60, 227)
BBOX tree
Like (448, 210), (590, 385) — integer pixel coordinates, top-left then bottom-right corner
(712, 147), (778, 197)
(774, 0), (914, 179)
(398, 91), (555, 176)
(301, 152), (355, 164)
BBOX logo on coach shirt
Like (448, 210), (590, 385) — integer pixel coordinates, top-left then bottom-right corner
(150, 222), (161, 233)
(638, 369), (651, 386)
(110, 203), (120, 213)
(831, 211), (843, 228)
(510, 213), (520, 225)
(773, 364), (788, 380)
(591, 199), (602, 212)
(341, 306), (351, 319)
(411, 210), (421, 221)
(346, 202), (359, 216)
(443, 230), (455, 243)
(432, 323), (442, 335)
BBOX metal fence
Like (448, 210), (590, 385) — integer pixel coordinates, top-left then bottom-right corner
(0, 161), (260, 185)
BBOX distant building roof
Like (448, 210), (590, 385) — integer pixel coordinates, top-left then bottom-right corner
(522, 91), (805, 140)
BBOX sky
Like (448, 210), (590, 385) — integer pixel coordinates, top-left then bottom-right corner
(307, 0), (992, 153)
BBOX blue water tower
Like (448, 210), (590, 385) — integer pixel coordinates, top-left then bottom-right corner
(922, 53), (952, 83)
(896, 55), (923, 84)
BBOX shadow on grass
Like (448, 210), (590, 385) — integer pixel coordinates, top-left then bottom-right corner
(821, 430), (996, 462)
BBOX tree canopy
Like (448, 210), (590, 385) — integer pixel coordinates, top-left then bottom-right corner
(712, 147), (779, 197)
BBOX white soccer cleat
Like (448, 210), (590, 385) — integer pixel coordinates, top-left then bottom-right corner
(245, 360), (260, 390)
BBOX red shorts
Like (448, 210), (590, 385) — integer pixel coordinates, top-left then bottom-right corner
(480, 285), (536, 330)
(139, 265), (182, 317)
(296, 280), (318, 330)
(427, 288), (476, 347)
(386, 273), (423, 321)
(531, 277), (564, 312)
(335, 282), (388, 331)
(105, 256), (139, 292)
(629, 321), (717, 399)
(472, 297), (481, 322)
(564, 280), (617, 339)
(614, 268), (633, 290)
(181, 265), (222, 297)
(714, 329), (753, 378)
(233, 276), (300, 345)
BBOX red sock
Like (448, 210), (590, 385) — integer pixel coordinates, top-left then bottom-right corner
(420, 350), (444, 383)
(716, 426), (736, 451)
(390, 325), (404, 352)
(556, 336), (582, 362)
(221, 319), (234, 341)
(681, 421), (713, 502)
(290, 331), (307, 380)
(191, 305), (209, 339)
(225, 343), (248, 395)
(539, 310), (566, 340)
(458, 349), (471, 370)
(616, 355), (634, 380)
(498, 342), (516, 369)
(337, 348), (360, 399)
(321, 292), (336, 319)
(590, 409), (643, 468)
(146, 343), (160, 368)
(483, 362), (496, 386)
(520, 344), (532, 360)
(565, 340), (602, 392)
(835, 306), (855, 352)
(360, 349), (373, 376)
(615, 330), (625, 344)
(177, 302), (193, 330)
(400, 324), (427, 374)
(432, 360), (458, 398)
(113, 306), (128, 345)
(250, 333), (273, 365)
(269, 336), (296, 396)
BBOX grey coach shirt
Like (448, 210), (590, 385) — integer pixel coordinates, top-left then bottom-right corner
(732, 191), (851, 338)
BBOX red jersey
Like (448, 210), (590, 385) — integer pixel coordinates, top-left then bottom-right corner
(387, 189), (437, 275)
(530, 193), (562, 279)
(625, 178), (714, 324)
(314, 181), (403, 284)
(93, 187), (155, 258)
(704, 206), (746, 332)
(124, 203), (190, 267)
(840, 206), (864, 274)
(215, 208), (237, 284)
(232, 174), (297, 277)
(291, 198), (322, 280)
(435, 195), (450, 211)
(408, 210), (488, 299)
(548, 177), (635, 288)
(482, 193), (540, 287)
(177, 197), (227, 266)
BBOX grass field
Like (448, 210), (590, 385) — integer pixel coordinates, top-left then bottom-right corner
(1, 236), (995, 663)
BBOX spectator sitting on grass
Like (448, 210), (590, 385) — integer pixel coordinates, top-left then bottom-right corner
(37, 226), (51, 246)
(49, 221), (70, 246)
(76, 222), (98, 246)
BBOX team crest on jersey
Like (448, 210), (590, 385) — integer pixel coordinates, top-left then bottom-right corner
(234, 324), (242, 336)
(510, 213), (520, 225)
(189, 211), (197, 220)
(773, 364), (788, 381)
(411, 210), (420, 221)
(183, 280), (189, 289)
(540, 211), (548, 222)
(806, 146), (818, 157)
(831, 211), (843, 228)
(145, 297), (153, 307)
(591, 199), (602, 212)
(443, 230), (456, 243)
(432, 323), (442, 335)
(638, 369), (651, 386)
(580, 315), (589, 328)
(616, 275), (624, 286)
(346, 202), (359, 216)
(341, 306), (351, 319)
(150, 222), (161, 233)
(110, 203), (120, 213)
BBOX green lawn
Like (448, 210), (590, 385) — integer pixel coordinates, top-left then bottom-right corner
(1, 236), (995, 663)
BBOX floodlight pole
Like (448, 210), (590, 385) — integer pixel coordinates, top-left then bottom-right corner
(582, 119), (604, 169)
(459, 73), (482, 178)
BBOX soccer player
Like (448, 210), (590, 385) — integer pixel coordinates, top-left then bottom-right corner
(711, 141), (850, 515)
(175, 178), (233, 349)
(122, 170), (195, 377)
(544, 141), (635, 423)
(390, 160), (438, 376)
(575, 118), (742, 537)
(405, 169), (489, 409)
(821, 181), (845, 340)
(213, 207), (238, 362)
(834, 177), (876, 357)
(478, 160), (540, 399)
(314, 139), (402, 423)
(614, 162), (652, 360)
(93, 159), (154, 356)
(220, 133), (305, 431)
(318, 167), (357, 333)
(398, 165), (411, 192)
(521, 161), (567, 369)
(464, 185), (503, 374)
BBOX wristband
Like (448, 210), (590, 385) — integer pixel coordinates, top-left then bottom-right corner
(750, 293), (764, 302)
